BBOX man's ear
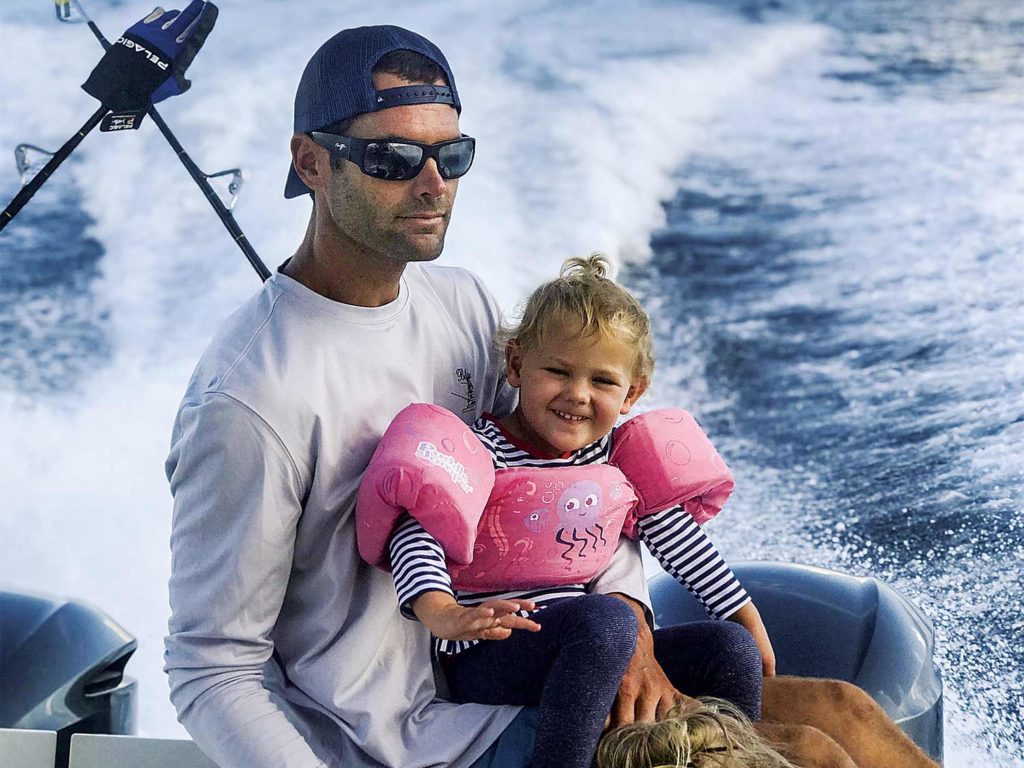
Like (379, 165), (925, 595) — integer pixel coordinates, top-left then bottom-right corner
(505, 340), (524, 388)
(291, 134), (332, 196)
(619, 376), (649, 415)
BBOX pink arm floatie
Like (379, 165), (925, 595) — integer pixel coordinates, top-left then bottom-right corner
(355, 403), (495, 570)
(609, 408), (734, 538)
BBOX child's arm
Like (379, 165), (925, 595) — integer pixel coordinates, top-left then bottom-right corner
(727, 601), (776, 676)
(389, 515), (540, 641)
(637, 508), (776, 676)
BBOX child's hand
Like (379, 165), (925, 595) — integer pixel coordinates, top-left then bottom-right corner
(412, 592), (542, 641)
(728, 601), (777, 676)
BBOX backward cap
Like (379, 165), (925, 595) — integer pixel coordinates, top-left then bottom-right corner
(285, 25), (461, 198)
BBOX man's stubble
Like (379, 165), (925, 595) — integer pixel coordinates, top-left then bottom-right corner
(324, 165), (455, 266)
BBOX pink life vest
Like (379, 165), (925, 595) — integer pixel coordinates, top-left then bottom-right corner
(447, 463), (638, 591)
(355, 404), (734, 591)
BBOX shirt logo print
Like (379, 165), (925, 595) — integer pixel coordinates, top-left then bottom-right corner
(451, 368), (477, 414)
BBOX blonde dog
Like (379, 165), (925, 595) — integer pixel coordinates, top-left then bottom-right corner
(597, 680), (941, 768)
(597, 698), (796, 768)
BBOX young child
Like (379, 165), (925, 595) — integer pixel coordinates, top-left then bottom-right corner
(357, 255), (774, 768)
(596, 698), (797, 768)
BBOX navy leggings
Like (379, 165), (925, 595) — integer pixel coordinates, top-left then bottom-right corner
(445, 595), (763, 768)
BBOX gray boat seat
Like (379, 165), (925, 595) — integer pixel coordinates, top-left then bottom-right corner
(0, 728), (56, 768)
(69, 733), (219, 768)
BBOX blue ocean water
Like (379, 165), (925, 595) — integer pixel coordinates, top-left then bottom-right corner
(0, 175), (110, 394)
(0, 0), (1020, 764)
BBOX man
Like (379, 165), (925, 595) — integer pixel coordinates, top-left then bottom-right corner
(165, 24), (938, 768)
(165, 24), (634, 768)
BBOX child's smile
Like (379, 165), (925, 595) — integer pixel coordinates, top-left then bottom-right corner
(552, 409), (587, 422)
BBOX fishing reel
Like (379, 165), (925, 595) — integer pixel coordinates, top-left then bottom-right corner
(13, 144), (245, 212)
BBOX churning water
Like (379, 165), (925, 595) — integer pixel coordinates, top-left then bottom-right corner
(1, 1), (1021, 764)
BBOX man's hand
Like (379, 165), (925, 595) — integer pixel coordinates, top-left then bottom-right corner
(606, 593), (700, 727)
(412, 592), (541, 641)
(82, 0), (218, 112)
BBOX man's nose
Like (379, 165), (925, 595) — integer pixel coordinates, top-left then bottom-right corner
(413, 158), (447, 198)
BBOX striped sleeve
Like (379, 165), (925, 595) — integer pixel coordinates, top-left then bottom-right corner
(637, 507), (750, 620)
(388, 515), (454, 620)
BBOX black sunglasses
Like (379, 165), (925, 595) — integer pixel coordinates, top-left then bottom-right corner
(310, 132), (476, 181)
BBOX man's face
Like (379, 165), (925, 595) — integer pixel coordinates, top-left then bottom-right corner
(320, 73), (463, 265)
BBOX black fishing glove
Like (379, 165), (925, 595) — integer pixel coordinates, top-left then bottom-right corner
(82, 0), (218, 113)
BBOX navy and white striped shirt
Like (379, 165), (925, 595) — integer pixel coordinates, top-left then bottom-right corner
(389, 415), (750, 655)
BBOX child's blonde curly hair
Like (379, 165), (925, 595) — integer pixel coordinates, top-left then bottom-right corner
(596, 698), (797, 768)
(498, 254), (655, 381)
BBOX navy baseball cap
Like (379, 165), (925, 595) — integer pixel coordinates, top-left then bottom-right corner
(285, 25), (462, 198)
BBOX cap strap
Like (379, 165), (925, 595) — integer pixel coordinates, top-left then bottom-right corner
(375, 85), (455, 109)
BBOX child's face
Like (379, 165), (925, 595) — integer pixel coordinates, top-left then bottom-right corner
(506, 325), (647, 454)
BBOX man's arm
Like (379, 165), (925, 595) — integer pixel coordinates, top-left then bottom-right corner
(589, 538), (696, 726)
(588, 536), (653, 627)
(605, 592), (698, 726)
(165, 394), (325, 768)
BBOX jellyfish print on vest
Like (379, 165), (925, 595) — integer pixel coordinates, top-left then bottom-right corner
(554, 480), (608, 566)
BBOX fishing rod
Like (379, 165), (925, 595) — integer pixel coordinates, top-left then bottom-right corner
(2, 0), (271, 282)
(66, 0), (269, 281)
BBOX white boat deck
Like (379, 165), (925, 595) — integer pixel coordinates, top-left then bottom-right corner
(0, 728), (216, 768)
